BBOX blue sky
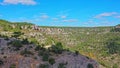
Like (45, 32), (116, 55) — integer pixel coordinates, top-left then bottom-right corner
(0, 0), (120, 27)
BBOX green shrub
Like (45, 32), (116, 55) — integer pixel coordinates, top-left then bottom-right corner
(12, 40), (22, 47)
(35, 45), (42, 51)
(48, 58), (55, 65)
(42, 53), (49, 61)
(9, 64), (16, 68)
(20, 48), (34, 56)
(58, 63), (67, 68)
(113, 64), (118, 68)
(11, 40), (22, 50)
(29, 38), (38, 45)
(75, 50), (79, 55)
(21, 38), (29, 44)
(87, 63), (94, 68)
(39, 64), (49, 68)
(4, 37), (9, 41)
(38, 51), (44, 56)
(107, 37), (120, 54)
(0, 59), (4, 66)
(49, 42), (64, 54)
(12, 31), (24, 38)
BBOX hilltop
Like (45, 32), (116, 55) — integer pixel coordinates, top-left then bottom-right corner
(0, 19), (120, 68)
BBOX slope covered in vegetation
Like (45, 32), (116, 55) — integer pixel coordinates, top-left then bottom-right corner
(0, 19), (120, 68)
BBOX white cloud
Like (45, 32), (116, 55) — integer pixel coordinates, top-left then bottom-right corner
(0, 0), (37, 5)
(40, 14), (49, 19)
(94, 12), (117, 18)
(61, 15), (67, 19)
(52, 18), (59, 21)
(62, 19), (78, 22)
(58, 10), (70, 19)
(115, 15), (120, 18)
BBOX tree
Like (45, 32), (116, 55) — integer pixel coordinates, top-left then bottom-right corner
(12, 31), (24, 38)
(49, 42), (64, 54)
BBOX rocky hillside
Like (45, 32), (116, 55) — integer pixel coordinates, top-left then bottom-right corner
(0, 19), (120, 68)
(0, 37), (99, 68)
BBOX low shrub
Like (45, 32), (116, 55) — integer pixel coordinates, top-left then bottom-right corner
(42, 53), (49, 61)
(58, 62), (67, 68)
(39, 64), (49, 68)
(9, 64), (16, 68)
(20, 48), (34, 56)
(0, 59), (4, 66)
(48, 58), (55, 65)
(87, 63), (94, 68)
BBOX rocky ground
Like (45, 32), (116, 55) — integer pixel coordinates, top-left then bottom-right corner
(0, 38), (99, 68)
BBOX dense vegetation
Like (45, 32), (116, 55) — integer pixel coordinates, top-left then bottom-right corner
(106, 36), (120, 54)
(0, 19), (120, 68)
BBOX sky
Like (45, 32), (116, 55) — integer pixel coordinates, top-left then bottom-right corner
(0, 0), (120, 27)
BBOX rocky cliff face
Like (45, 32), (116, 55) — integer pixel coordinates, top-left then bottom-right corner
(0, 38), (99, 68)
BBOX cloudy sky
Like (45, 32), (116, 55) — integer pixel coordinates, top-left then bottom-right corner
(0, 0), (120, 27)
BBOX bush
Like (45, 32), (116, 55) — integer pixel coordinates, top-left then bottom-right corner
(42, 53), (49, 61)
(58, 63), (67, 68)
(75, 50), (79, 55)
(35, 45), (42, 51)
(9, 64), (16, 68)
(4, 37), (9, 41)
(39, 64), (49, 68)
(113, 64), (118, 68)
(21, 38), (29, 44)
(87, 63), (94, 68)
(3, 56), (7, 58)
(38, 51), (44, 56)
(48, 58), (55, 65)
(107, 37), (120, 54)
(12, 31), (24, 38)
(0, 59), (4, 66)
(20, 48), (34, 56)
(11, 40), (22, 50)
(49, 42), (64, 54)
(29, 38), (38, 45)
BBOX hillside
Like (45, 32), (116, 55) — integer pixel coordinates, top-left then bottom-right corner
(0, 37), (98, 68)
(0, 19), (120, 68)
